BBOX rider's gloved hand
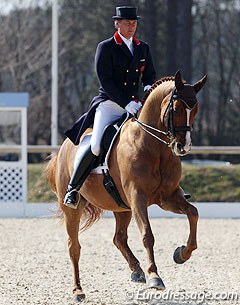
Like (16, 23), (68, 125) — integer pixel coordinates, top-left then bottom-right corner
(144, 85), (151, 92)
(125, 100), (142, 116)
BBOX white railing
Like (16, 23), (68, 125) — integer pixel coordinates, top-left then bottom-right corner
(1, 145), (240, 154)
(1, 145), (240, 218)
(0, 145), (59, 153)
(191, 146), (240, 154)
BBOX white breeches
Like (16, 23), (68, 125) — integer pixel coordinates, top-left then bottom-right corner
(90, 100), (126, 156)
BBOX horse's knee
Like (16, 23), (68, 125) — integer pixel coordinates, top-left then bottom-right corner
(187, 205), (198, 219)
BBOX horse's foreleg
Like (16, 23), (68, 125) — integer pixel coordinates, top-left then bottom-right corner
(173, 201), (198, 264)
(132, 200), (165, 290)
(113, 211), (146, 283)
(162, 198), (198, 264)
(64, 210), (85, 302)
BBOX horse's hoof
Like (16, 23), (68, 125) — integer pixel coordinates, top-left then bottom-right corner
(173, 245), (187, 264)
(148, 277), (165, 290)
(73, 291), (86, 302)
(131, 270), (146, 283)
(184, 193), (191, 200)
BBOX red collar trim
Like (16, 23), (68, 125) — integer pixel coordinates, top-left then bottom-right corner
(114, 32), (122, 44)
(133, 36), (140, 45)
(114, 32), (140, 46)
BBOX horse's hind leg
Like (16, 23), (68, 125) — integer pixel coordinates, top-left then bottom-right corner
(113, 211), (146, 283)
(63, 202), (86, 302)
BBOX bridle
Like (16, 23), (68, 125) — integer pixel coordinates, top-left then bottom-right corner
(134, 87), (198, 146)
(165, 88), (198, 137)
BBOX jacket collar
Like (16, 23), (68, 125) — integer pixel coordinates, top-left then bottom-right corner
(114, 31), (140, 45)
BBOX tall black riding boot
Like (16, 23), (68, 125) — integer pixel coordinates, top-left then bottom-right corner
(64, 145), (97, 209)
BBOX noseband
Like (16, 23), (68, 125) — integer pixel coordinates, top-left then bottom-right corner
(134, 87), (198, 146)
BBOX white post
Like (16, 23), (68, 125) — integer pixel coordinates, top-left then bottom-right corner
(51, 0), (58, 146)
(22, 107), (28, 216)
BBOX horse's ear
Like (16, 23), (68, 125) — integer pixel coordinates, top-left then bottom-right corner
(175, 70), (184, 91)
(193, 75), (208, 93)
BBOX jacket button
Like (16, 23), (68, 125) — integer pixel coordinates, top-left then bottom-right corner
(124, 82), (127, 85)
(126, 70), (129, 73)
(132, 95), (135, 99)
(133, 82), (136, 85)
(136, 69), (139, 72)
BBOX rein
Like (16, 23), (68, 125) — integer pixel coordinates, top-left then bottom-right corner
(134, 117), (172, 145)
(134, 88), (197, 146)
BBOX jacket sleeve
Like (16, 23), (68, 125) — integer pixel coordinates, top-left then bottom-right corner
(95, 42), (131, 107)
(141, 44), (156, 87)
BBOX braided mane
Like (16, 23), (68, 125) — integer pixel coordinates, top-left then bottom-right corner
(142, 76), (175, 103)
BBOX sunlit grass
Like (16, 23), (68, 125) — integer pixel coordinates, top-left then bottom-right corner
(181, 165), (240, 202)
(28, 163), (56, 203)
(27, 163), (240, 203)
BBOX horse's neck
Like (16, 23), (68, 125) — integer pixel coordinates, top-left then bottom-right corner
(139, 83), (172, 128)
(135, 82), (174, 155)
(139, 98), (160, 127)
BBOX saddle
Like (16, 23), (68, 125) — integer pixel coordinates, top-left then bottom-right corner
(80, 113), (130, 209)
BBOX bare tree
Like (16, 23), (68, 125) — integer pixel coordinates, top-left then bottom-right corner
(176, 0), (193, 81)
(0, 6), (52, 145)
(144, 0), (157, 61)
(166, 0), (177, 75)
(0, 0), (239, 152)
(192, 0), (240, 147)
(166, 0), (192, 81)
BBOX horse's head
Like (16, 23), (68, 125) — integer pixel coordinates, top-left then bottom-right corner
(162, 70), (207, 156)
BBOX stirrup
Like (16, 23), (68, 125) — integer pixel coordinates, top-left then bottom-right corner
(63, 189), (79, 209)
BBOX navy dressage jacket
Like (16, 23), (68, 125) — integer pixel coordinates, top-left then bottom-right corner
(65, 31), (156, 145)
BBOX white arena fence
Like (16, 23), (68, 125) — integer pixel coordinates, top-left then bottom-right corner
(2, 145), (240, 154)
(0, 145), (240, 218)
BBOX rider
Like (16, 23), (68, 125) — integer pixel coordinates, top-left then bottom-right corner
(64, 6), (156, 209)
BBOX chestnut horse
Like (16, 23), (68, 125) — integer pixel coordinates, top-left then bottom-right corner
(46, 71), (207, 301)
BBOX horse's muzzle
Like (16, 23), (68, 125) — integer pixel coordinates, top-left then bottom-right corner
(172, 142), (191, 156)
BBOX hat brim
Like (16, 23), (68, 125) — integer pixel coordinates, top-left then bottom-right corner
(112, 16), (141, 20)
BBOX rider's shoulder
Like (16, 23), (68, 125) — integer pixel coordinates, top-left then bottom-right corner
(97, 37), (114, 48)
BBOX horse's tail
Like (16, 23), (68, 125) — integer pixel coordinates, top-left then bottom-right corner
(79, 197), (104, 232)
(45, 153), (58, 193)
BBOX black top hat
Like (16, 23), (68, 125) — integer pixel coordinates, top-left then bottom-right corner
(112, 6), (140, 20)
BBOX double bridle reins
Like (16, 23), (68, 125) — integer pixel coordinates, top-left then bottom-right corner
(134, 88), (198, 146)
